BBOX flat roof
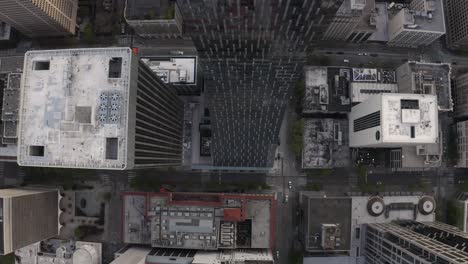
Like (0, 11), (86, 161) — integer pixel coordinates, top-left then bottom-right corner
(18, 48), (134, 169)
(302, 118), (350, 168)
(303, 66), (351, 113)
(125, 0), (172, 20)
(141, 57), (197, 85)
(398, 61), (452, 111)
(303, 194), (352, 252)
(122, 192), (275, 250)
(381, 93), (438, 142)
(110, 247), (150, 264)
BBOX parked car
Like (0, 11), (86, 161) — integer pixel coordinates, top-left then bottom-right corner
(284, 195), (289, 203)
(288, 181), (292, 189)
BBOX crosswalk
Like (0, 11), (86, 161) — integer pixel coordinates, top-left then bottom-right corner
(127, 171), (137, 183)
(100, 174), (111, 186)
(447, 172), (455, 185)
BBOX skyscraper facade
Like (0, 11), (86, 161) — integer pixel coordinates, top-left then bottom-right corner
(0, 188), (59, 255)
(177, 0), (344, 168)
(0, 0), (78, 37)
(366, 221), (468, 264)
(444, 0), (468, 49)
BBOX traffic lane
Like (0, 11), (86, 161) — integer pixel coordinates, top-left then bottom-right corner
(275, 189), (296, 264)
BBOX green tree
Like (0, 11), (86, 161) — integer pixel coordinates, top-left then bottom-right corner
(290, 119), (304, 159)
(0, 254), (15, 264)
(74, 226), (85, 239)
(165, 5), (175, 19)
(83, 23), (96, 44)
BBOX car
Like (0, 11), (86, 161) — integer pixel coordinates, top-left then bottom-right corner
(284, 195), (289, 203)
(276, 251), (280, 259)
(363, 52), (369, 56)
(336, 51), (344, 55)
(358, 52), (364, 56)
(326, 51), (333, 54)
(370, 53), (378, 57)
(343, 59), (350, 63)
(288, 181), (292, 189)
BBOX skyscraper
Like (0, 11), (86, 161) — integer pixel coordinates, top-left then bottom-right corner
(454, 73), (468, 118)
(387, 0), (446, 47)
(0, 0), (78, 37)
(177, 0), (345, 168)
(0, 188), (59, 255)
(444, 0), (468, 49)
(18, 48), (183, 170)
(366, 221), (468, 264)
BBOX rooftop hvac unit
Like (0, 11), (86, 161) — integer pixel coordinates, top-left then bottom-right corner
(418, 196), (436, 215)
(367, 196), (385, 217)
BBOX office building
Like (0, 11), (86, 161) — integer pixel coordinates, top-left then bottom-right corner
(456, 193), (468, 232)
(176, 0), (346, 169)
(455, 73), (468, 118)
(15, 239), (102, 264)
(387, 0), (445, 47)
(457, 121), (468, 168)
(323, 0), (376, 42)
(0, 188), (59, 255)
(122, 191), (275, 250)
(18, 48), (183, 170)
(349, 93), (438, 148)
(299, 192), (436, 260)
(396, 61), (452, 112)
(444, 0), (468, 49)
(0, 0), (78, 38)
(0, 56), (23, 162)
(124, 0), (183, 38)
(366, 221), (468, 264)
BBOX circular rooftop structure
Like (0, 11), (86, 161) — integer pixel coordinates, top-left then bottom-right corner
(72, 245), (99, 264)
(418, 196), (436, 215)
(367, 196), (385, 217)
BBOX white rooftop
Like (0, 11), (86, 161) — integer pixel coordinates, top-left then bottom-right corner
(141, 57), (196, 84)
(18, 48), (135, 169)
(381, 94), (437, 143)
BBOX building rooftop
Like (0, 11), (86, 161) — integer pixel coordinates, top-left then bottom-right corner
(125, 0), (174, 20)
(300, 192), (436, 254)
(111, 246), (150, 264)
(15, 240), (102, 264)
(122, 192), (275, 250)
(381, 93), (438, 142)
(303, 66), (351, 113)
(396, 61), (452, 112)
(302, 118), (350, 168)
(18, 48), (135, 169)
(391, 0), (445, 34)
(141, 56), (197, 85)
(0, 56), (23, 73)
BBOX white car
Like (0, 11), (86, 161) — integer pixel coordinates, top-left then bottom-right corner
(288, 181), (292, 189)
(284, 195), (289, 203)
(276, 251), (280, 259)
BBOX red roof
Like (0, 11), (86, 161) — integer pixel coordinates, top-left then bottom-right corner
(223, 208), (242, 222)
